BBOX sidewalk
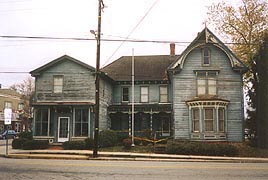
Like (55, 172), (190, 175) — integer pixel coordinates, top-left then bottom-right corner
(1, 145), (268, 163)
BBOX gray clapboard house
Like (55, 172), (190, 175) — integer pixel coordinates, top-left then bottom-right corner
(31, 28), (247, 143)
(30, 55), (112, 143)
(168, 28), (247, 141)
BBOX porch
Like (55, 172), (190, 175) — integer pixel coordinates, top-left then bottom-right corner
(108, 104), (173, 139)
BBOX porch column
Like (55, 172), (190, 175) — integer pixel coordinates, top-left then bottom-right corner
(128, 109), (131, 136)
(150, 108), (153, 132)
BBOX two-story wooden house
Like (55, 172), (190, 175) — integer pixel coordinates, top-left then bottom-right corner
(102, 53), (178, 138)
(30, 55), (112, 143)
(31, 28), (247, 143)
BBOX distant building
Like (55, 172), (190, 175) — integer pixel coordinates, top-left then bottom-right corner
(31, 28), (247, 143)
(0, 88), (27, 133)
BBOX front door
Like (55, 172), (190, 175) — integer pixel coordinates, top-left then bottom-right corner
(58, 117), (69, 142)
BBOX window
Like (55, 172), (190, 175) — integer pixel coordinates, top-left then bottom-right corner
(160, 86), (168, 102)
(4, 102), (12, 109)
(192, 109), (200, 132)
(75, 109), (88, 136)
(162, 116), (170, 136)
(18, 103), (24, 110)
(197, 72), (217, 96)
(35, 109), (49, 136)
(218, 108), (225, 132)
(202, 47), (210, 66)
(53, 76), (63, 93)
(140, 87), (149, 103)
(122, 87), (129, 102)
(208, 78), (217, 95)
(204, 108), (214, 132)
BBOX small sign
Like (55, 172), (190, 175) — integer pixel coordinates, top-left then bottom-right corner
(4, 108), (12, 125)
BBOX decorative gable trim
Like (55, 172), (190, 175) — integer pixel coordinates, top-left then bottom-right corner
(168, 28), (248, 74)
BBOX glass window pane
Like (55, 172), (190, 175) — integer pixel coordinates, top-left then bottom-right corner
(208, 79), (217, 95)
(204, 108), (214, 132)
(54, 76), (63, 93)
(203, 48), (210, 65)
(192, 109), (200, 132)
(160, 86), (168, 102)
(75, 109), (88, 137)
(218, 108), (224, 132)
(197, 79), (206, 95)
(122, 87), (129, 102)
(141, 87), (148, 102)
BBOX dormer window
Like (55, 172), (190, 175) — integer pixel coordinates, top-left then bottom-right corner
(202, 47), (210, 66)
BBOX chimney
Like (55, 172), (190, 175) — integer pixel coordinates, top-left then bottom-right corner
(170, 43), (175, 56)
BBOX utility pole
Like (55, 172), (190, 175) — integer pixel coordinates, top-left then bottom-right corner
(93, 0), (103, 158)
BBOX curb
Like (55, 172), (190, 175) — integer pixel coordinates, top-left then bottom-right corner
(2, 151), (268, 163)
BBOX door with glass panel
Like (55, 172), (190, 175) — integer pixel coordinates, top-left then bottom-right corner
(58, 117), (69, 142)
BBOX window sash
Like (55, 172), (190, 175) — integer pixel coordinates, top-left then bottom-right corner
(140, 87), (148, 102)
(35, 109), (49, 136)
(160, 86), (168, 102)
(208, 79), (217, 95)
(204, 108), (214, 132)
(192, 109), (200, 132)
(218, 108), (225, 132)
(197, 79), (206, 95)
(5, 102), (12, 109)
(122, 87), (129, 102)
(53, 76), (63, 93)
(75, 109), (88, 137)
(203, 48), (210, 66)
(197, 76), (217, 96)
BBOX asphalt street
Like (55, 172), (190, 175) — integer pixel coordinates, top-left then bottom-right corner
(1, 157), (268, 180)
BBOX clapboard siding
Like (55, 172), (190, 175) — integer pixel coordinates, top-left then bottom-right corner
(35, 60), (95, 102)
(112, 83), (172, 104)
(99, 79), (112, 130)
(173, 45), (244, 141)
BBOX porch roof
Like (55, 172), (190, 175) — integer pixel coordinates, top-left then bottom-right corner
(31, 101), (94, 106)
(108, 103), (172, 113)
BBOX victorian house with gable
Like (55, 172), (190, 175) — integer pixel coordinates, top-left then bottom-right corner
(30, 28), (247, 143)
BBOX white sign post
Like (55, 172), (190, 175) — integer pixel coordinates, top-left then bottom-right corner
(4, 108), (12, 156)
(4, 108), (12, 125)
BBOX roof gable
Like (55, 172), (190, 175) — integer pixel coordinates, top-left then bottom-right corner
(101, 55), (178, 81)
(30, 55), (95, 76)
(169, 28), (247, 73)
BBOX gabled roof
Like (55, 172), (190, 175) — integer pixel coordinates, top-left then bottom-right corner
(30, 55), (95, 76)
(168, 27), (248, 73)
(101, 55), (178, 81)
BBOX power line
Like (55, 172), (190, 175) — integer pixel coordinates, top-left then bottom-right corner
(0, 35), (260, 45)
(103, 0), (160, 67)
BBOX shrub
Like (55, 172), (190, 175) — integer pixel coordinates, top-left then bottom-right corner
(63, 141), (86, 150)
(18, 131), (33, 140)
(22, 140), (49, 150)
(84, 138), (95, 150)
(116, 132), (129, 145)
(99, 130), (118, 148)
(12, 138), (27, 149)
(166, 141), (238, 157)
(122, 138), (132, 149)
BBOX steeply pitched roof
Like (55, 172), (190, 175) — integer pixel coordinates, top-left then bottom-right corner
(101, 55), (178, 81)
(169, 27), (248, 73)
(30, 55), (95, 76)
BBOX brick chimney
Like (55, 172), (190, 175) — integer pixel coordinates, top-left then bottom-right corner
(170, 43), (175, 56)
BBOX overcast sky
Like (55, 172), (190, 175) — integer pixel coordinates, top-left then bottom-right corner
(0, 0), (238, 88)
